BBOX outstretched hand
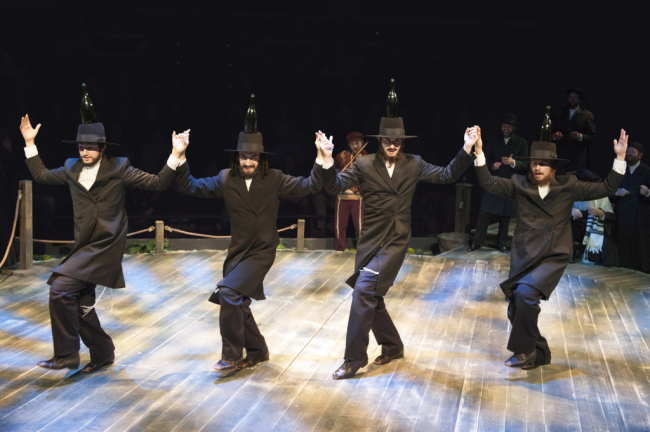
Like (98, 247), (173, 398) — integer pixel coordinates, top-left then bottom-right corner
(469, 126), (483, 154)
(464, 126), (479, 147)
(20, 114), (41, 146)
(315, 130), (334, 160)
(613, 129), (628, 160)
(172, 129), (190, 158)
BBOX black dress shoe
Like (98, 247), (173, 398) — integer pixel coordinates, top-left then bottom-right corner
(332, 359), (368, 380)
(522, 353), (552, 370)
(81, 355), (115, 373)
(239, 353), (270, 369)
(505, 351), (536, 368)
(214, 358), (243, 371)
(467, 244), (481, 252)
(499, 247), (509, 253)
(374, 350), (404, 365)
(37, 353), (80, 370)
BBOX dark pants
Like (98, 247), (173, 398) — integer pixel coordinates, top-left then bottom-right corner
(335, 197), (364, 251)
(506, 283), (551, 364)
(473, 210), (510, 249)
(49, 274), (114, 362)
(217, 287), (268, 362)
(344, 257), (403, 362)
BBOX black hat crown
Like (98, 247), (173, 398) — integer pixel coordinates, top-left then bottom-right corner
(63, 84), (119, 145)
(519, 106), (567, 162)
(502, 113), (518, 126)
(367, 79), (417, 139)
(225, 94), (272, 154)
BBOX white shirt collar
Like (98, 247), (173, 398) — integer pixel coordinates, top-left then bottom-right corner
(630, 161), (641, 173)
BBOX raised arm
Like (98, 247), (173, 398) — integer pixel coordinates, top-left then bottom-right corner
(20, 114), (67, 185)
(123, 129), (190, 190)
(279, 131), (335, 197)
(574, 129), (627, 202)
(473, 127), (516, 200)
(420, 127), (478, 184)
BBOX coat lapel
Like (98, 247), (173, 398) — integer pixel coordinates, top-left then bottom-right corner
(525, 181), (553, 216)
(372, 155), (398, 193)
(543, 178), (562, 204)
(570, 107), (583, 130)
(89, 157), (113, 197)
(232, 174), (257, 214)
(68, 159), (94, 199)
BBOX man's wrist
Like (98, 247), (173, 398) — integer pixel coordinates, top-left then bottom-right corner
(25, 140), (35, 147)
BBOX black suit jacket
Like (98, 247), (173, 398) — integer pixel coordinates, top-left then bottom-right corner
(551, 106), (596, 170)
(25, 155), (175, 288)
(175, 161), (335, 300)
(481, 134), (528, 217)
(475, 161), (623, 299)
(325, 148), (475, 296)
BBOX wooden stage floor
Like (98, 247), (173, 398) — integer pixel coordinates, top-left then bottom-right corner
(1, 248), (650, 432)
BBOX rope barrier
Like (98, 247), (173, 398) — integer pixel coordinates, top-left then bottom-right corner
(164, 224), (297, 239)
(16, 226), (156, 244)
(0, 191), (22, 268)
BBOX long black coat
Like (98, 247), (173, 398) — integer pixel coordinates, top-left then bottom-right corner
(175, 162), (335, 300)
(25, 155), (176, 288)
(610, 161), (650, 272)
(475, 163), (623, 299)
(551, 106), (596, 172)
(480, 134), (528, 217)
(325, 148), (475, 296)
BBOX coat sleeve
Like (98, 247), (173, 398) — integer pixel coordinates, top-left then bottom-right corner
(580, 113), (596, 145)
(175, 161), (223, 199)
(325, 160), (362, 196)
(25, 155), (67, 185)
(278, 162), (334, 197)
(475, 164), (516, 200)
(514, 139), (528, 172)
(419, 147), (475, 184)
(122, 159), (175, 190)
(574, 168), (624, 202)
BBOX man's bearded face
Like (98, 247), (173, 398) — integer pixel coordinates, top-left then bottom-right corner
(568, 92), (581, 109)
(348, 139), (363, 154)
(238, 151), (260, 179)
(78, 143), (104, 167)
(380, 138), (404, 163)
(625, 147), (642, 166)
(528, 159), (556, 186)
(501, 123), (515, 138)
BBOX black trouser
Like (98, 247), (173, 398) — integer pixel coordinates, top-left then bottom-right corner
(473, 210), (510, 249)
(506, 283), (551, 364)
(217, 287), (268, 362)
(344, 257), (403, 362)
(49, 274), (115, 362)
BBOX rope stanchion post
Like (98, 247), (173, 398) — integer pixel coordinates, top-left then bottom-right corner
(155, 220), (165, 253)
(19, 181), (33, 270)
(297, 219), (305, 251)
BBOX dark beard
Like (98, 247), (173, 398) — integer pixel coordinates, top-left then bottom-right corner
(237, 164), (259, 179)
(568, 101), (579, 109)
(527, 169), (556, 187)
(625, 155), (640, 166)
(378, 146), (404, 165)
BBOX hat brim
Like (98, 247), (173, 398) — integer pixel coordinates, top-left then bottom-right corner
(62, 140), (120, 146)
(367, 135), (418, 139)
(223, 149), (274, 154)
(518, 157), (569, 163)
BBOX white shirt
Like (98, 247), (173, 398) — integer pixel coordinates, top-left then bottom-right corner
(474, 152), (627, 199)
(629, 161), (640, 174)
(569, 108), (578, 119)
(26, 146), (185, 191)
(504, 137), (511, 145)
(386, 162), (395, 178)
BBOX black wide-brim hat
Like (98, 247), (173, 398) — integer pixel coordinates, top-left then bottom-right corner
(565, 87), (587, 100)
(367, 117), (417, 139)
(502, 113), (518, 125)
(224, 132), (273, 154)
(518, 141), (569, 162)
(62, 123), (119, 145)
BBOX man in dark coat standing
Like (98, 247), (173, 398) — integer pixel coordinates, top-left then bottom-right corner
(324, 95), (478, 379)
(551, 88), (596, 173)
(173, 106), (335, 372)
(473, 126), (627, 370)
(20, 114), (182, 372)
(610, 141), (650, 273)
(469, 113), (528, 252)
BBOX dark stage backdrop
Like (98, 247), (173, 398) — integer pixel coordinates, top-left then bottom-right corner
(1, 1), (647, 253)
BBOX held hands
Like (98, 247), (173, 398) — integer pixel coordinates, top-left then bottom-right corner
(172, 129), (190, 159)
(588, 207), (605, 218)
(315, 130), (334, 162)
(613, 129), (628, 160)
(471, 126), (483, 155)
(502, 154), (514, 166)
(19, 114), (41, 147)
(571, 208), (583, 220)
(464, 126), (479, 151)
